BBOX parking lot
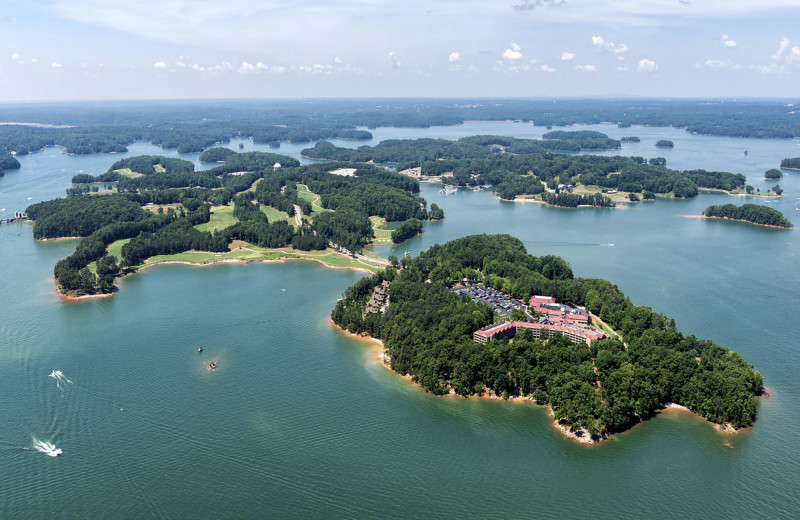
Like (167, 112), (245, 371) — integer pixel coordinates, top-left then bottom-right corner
(449, 282), (526, 319)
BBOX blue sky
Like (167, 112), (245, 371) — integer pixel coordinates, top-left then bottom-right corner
(1, 0), (799, 100)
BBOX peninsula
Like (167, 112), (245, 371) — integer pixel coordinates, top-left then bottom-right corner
(331, 234), (764, 444)
(27, 151), (442, 297)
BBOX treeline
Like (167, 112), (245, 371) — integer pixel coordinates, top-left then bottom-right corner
(252, 127), (372, 144)
(703, 204), (792, 228)
(331, 234), (764, 439)
(781, 158), (800, 169)
(199, 147), (236, 163)
(108, 155), (195, 174)
(541, 192), (615, 208)
(765, 169), (782, 179)
(391, 219), (423, 243)
(27, 194), (148, 239)
(303, 136), (744, 199)
(656, 140), (674, 148)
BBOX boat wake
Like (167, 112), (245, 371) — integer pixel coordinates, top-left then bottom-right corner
(49, 370), (73, 392)
(31, 435), (62, 457)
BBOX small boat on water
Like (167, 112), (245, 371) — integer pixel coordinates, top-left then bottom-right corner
(197, 347), (203, 353)
(208, 361), (217, 372)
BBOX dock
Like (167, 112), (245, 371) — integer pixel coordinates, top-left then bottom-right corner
(0, 212), (28, 224)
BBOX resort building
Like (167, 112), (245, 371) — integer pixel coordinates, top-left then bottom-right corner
(529, 295), (590, 326)
(473, 320), (604, 346)
(365, 280), (390, 315)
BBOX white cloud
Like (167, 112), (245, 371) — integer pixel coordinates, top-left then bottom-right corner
(540, 65), (556, 72)
(789, 46), (800, 63)
(51, 62), (63, 68)
(31, 58), (38, 63)
(637, 58), (658, 72)
(721, 34), (737, 47)
(190, 63), (206, 71)
(772, 37), (791, 60)
(11, 53), (19, 60)
(388, 51), (401, 69)
(560, 52), (575, 61)
(153, 61), (167, 68)
(703, 59), (740, 69)
(751, 64), (783, 74)
(592, 36), (628, 54)
(574, 64), (597, 72)
(503, 43), (523, 60)
(448, 52), (461, 63)
(334, 56), (342, 64)
(175, 61), (187, 68)
(616, 66), (629, 71)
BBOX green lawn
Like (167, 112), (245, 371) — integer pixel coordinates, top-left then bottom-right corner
(260, 205), (294, 226)
(369, 216), (394, 243)
(195, 205), (238, 232)
(113, 168), (144, 179)
(571, 185), (635, 203)
(297, 184), (332, 217)
(141, 245), (386, 273)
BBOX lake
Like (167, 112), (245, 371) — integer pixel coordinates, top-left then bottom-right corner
(1, 122), (799, 518)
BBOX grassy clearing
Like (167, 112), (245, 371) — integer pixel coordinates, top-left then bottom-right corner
(297, 184), (332, 217)
(195, 205), (238, 232)
(260, 205), (294, 226)
(140, 245), (385, 273)
(369, 216), (394, 243)
(113, 168), (144, 179)
(144, 203), (182, 214)
(571, 185), (634, 203)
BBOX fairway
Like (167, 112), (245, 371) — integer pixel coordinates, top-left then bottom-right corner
(195, 205), (238, 232)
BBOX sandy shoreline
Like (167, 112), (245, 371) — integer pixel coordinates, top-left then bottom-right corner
(57, 253), (376, 301)
(332, 324), (753, 446)
(682, 214), (792, 230)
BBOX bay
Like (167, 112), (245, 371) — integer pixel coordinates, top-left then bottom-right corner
(1, 123), (799, 518)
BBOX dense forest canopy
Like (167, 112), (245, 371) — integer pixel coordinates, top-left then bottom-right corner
(703, 204), (793, 228)
(332, 235), (764, 441)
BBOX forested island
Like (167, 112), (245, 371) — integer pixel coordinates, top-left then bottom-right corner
(332, 235), (764, 443)
(656, 140), (674, 148)
(764, 169), (783, 179)
(702, 204), (793, 229)
(28, 151), (443, 296)
(302, 134), (745, 204)
(781, 158), (800, 170)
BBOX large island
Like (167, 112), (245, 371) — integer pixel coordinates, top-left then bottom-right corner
(332, 234), (764, 444)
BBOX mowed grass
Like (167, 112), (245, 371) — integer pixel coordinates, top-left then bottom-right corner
(195, 205), (238, 232)
(141, 244), (386, 273)
(260, 205), (294, 226)
(113, 168), (144, 179)
(571, 185), (635, 203)
(369, 216), (394, 243)
(296, 184), (332, 218)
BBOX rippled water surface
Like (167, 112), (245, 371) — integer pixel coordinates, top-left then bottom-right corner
(1, 123), (799, 518)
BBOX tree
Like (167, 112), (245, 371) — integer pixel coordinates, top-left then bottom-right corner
(745, 185), (754, 194)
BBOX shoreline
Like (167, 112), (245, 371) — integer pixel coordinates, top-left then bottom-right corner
(698, 187), (780, 198)
(58, 252), (377, 301)
(682, 214), (793, 230)
(332, 324), (753, 446)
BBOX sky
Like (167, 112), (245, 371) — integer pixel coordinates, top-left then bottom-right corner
(1, 0), (799, 101)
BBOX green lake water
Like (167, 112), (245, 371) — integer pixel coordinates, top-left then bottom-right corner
(1, 123), (799, 518)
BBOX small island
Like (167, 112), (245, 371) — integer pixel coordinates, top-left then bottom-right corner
(332, 234), (764, 444)
(780, 157), (800, 171)
(764, 168), (783, 180)
(702, 203), (793, 229)
(656, 140), (674, 148)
